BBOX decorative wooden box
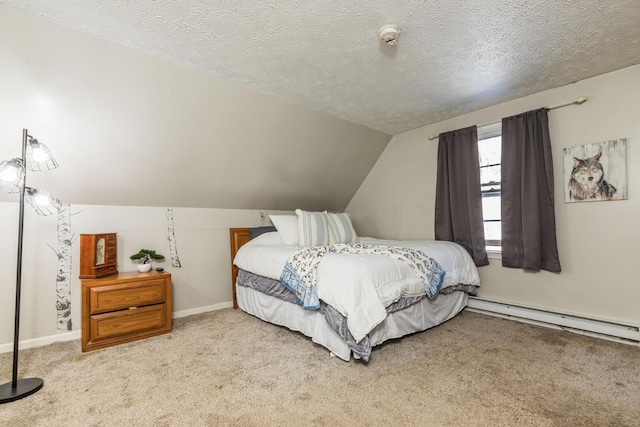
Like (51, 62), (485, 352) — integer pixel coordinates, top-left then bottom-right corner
(79, 233), (118, 279)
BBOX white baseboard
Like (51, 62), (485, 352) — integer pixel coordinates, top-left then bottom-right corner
(0, 301), (234, 354)
(0, 330), (81, 354)
(172, 301), (233, 319)
(466, 297), (640, 345)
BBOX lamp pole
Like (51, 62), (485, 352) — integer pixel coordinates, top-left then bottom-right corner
(0, 129), (44, 404)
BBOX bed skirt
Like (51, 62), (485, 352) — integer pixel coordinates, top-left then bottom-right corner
(236, 285), (468, 361)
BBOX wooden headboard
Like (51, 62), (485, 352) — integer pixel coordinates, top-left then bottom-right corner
(230, 228), (251, 309)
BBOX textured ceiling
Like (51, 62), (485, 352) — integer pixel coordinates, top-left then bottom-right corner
(3, 0), (640, 135)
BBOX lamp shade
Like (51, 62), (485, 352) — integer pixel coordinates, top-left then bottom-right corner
(25, 187), (62, 216)
(26, 139), (58, 172)
(0, 158), (25, 193)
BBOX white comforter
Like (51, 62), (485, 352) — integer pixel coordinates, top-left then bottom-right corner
(233, 232), (480, 342)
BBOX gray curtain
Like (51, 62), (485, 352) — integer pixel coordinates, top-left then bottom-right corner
(501, 108), (561, 272)
(435, 126), (489, 266)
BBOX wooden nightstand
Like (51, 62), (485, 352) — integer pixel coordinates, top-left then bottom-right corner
(81, 271), (172, 352)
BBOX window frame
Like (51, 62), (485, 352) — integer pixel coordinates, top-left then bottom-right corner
(477, 123), (502, 253)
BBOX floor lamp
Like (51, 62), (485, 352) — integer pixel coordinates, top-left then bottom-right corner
(0, 129), (61, 404)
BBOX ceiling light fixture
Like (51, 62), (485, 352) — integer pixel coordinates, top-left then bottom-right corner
(378, 24), (399, 46)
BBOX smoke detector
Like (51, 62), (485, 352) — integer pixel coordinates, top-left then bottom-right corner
(378, 24), (399, 46)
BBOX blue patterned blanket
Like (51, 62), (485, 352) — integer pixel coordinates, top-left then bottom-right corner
(279, 243), (445, 310)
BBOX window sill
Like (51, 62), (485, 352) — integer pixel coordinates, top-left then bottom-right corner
(487, 251), (502, 260)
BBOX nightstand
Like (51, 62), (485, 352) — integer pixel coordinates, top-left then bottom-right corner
(81, 271), (172, 352)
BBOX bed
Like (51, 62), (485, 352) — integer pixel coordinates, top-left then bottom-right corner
(230, 216), (480, 362)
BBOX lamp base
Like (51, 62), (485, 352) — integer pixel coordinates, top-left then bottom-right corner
(0, 378), (44, 404)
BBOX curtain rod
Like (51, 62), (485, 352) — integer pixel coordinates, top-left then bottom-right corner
(427, 96), (587, 140)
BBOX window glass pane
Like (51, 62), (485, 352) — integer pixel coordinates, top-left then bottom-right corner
(478, 132), (502, 252)
(480, 164), (500, 185)
(481, 194), (501, 221)
(478, 136), (501, 167)
(483, 221), (501, 243)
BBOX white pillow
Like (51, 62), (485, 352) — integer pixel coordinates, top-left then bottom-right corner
(269, 215), (299, 245)
(295, 209), (330, 246)
(325, 212), (358, 244)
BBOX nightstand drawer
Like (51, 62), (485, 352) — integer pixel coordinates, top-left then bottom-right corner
(90, 304), (168, 342)
(89, 278), (167, 314)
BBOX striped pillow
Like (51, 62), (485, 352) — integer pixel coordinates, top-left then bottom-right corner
(325, 212), (358, 244)
(295, 209), (329, 247)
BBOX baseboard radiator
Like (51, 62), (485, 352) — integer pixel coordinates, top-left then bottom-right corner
(466, 297), (640, 345)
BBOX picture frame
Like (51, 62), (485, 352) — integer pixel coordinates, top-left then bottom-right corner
(563, 139), (627, 203)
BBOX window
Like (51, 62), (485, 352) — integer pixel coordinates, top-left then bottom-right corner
(478, 124), (502, 252)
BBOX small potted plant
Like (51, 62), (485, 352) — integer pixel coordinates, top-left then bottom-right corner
(130, 249), (165, 272)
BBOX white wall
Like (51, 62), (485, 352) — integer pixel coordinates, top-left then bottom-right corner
(0, 202), (287, 346)
(347, 65), (640, 326)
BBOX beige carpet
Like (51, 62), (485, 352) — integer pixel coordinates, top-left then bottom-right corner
(1, 309), (639, 426)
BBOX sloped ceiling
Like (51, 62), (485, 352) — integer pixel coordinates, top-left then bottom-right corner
(0, 5), (390, 212)
(2, 2), (640, 212)
(3, 1), (640, 135)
